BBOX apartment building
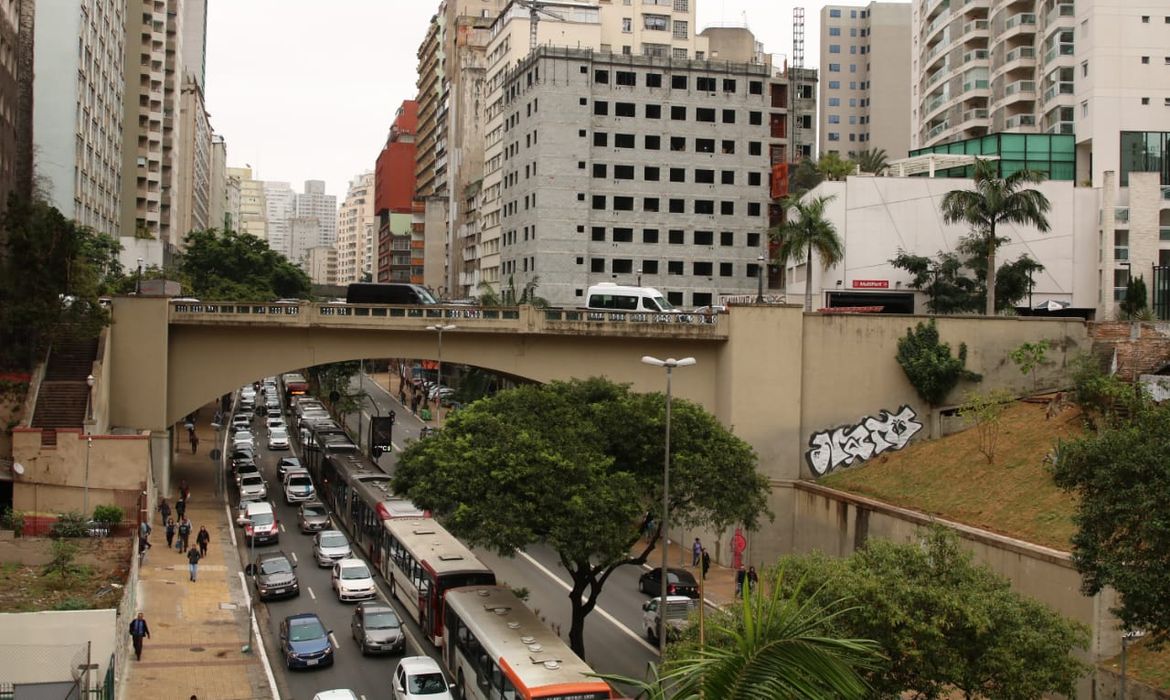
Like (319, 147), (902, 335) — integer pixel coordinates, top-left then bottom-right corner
(496, 47), (771, 308)
(375, 100), (419, 284)
(33, 0), (124, 237)
(820, 2), (912, 160)
(304, 245), (338, 286)
(296, 180), (337, 246)
(263, 181), (295, 257)
(336, 172), (376, 284)
(228, 167), (267, 242)
(288, 216), (322, 267)
(0, 0), (33, 219)
(175, 73), (211, 240)
(209, 134), (228, 231)
(182, 0), (207, 89)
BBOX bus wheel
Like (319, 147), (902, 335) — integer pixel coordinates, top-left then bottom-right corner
(456, 670), (467, 700)
(388, 574), (396, 598)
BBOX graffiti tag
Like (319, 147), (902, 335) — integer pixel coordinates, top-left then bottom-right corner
(806, 405), (924, 477)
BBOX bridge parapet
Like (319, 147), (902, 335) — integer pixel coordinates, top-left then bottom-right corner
(168, 302), (730, 339)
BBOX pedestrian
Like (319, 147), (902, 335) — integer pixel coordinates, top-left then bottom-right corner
(128, 612), (150, 660)
(157, 498), (171, 524)
(746, 565), (758, 594)
(189, 432), (199, 454)
(399, 385), (406, 405)
(692, 538), (702, 567)
(735, 566), (746, 598)
(411, 393), (421, 414)
(175, 497), (186, 521)
(165, 518), (176, 549)
(196, 526), (210, 558)
(641, 511), (655, 542)
(179, 479), (190, 503)
(187, 545), (202, 582)
(177, 518), (191, 552)
(701, 548), (711, 580)
(139, 519), (152, 541)
(138, 534), (151, 563)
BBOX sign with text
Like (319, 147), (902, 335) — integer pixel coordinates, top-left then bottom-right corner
(852, 279), (890, 289)
(370, 416), (395, 457)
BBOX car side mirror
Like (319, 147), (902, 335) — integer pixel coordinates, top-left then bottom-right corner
(395, 685), (404, 694)
(642, 602), (650, 611)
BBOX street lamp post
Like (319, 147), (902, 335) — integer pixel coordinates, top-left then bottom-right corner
(641, 354), (696, 656)
(135, 258), (144, 295)
(636, 268), (643, 286)
(756, 255), (766, 304)
(83, 436), (93, 517)
(85, 374), (95, 425)
(1121, 629), (1146, 700)
(426, 324), (456, 429)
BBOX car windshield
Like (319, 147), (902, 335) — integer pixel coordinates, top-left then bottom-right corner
(341, 564), (370, 580)
(302, 505), (326, 517)
(250, 513), (274, 526)
(271, 428), (287, 438)
(289, 477), (311, 488)
(241, 476), (263, 487)
(288, 618), (326, 642)
(408, 672), (447, 695)
(260, 558), (292, 574)
(652, 295), (675, 311)
(281, 459), (301, 467)
(320, 533), (347, 548)
(365, 611), (400, 629)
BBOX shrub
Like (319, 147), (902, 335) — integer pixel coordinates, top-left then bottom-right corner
(91, 504), (123, 527)
(50, 511), (89, 538)
(1069, 354), (1147, 430)
(43, 539), (80, 579)
(1, 507), (25, 537)
(896, 319), (982, 407)
(959, 389), (1016, 463)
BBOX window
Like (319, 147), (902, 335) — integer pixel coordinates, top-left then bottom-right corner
(697, 77), (716, 92)
(720, 201), (734, 215)
(829, 63), (841, 73)
(643, 197), (660, 211)
(592, 227), (606, 241)
(723, 79), (737, 93)
(747, 232), (761, 247)
(828, 114), (840, 123)
(616, 71), (636, 86)
(642, 260), (659, 274)
(1142, 97), (1151, 105)
(695, 200), (714, 215)
(643, 229), (659, 243)
(722, 109), (736, 124)
(1141, 15), (1149, 22)
(579, 129), (586, 137)
(720, 140), (735, 154)
(696, 138), (715, 153)
(696, 108), (716, 122)
(580, 98), (588, 106)
(671, 75), (687, 89)
(592, 195), (606, 209)
(668, 260), (684, 275)
(672, 20), (688, 39)
(828, 132), (840, 141)
(850, 64), (857, 73)
(748, 172), (761, 186)
(594, 101), (609, 115)
(674, 0), (688, 10)
(613, 228), (633, 243)
(829, 27), (840, 36)
(667, 291), (684, 305)
(614, 165), (635, 179)
(622, 17), (632, 33)
(748, 202), (761, 216)
(670, 167), (685, 182)
(671, 105), (687, 120)
(645, 135), (661, 149)
(749, 141), (762, 156)
(669, 229), (684, 244)
(592, 163), (607, 178)
(669, 199), (685, 213)
(670, 137), (686, 152)
(1143, 56), (1150, 64)
(614, 196), (634, 211)
(616, 102), (635, 117)
(695, 169), (715, 184)
(644, 14), (669, 31)
(645, 104), (662, 118)
(720, 231), (734, 246)
(829, 44), (841, 54)
(594, 132), (608, 147)
(721, 170), (735, 185)
(693, 262), (713, 276)
(615, 133), (635, 148)
(749, 81), (763, 95)
(694, 230), (713, 245)
(646, 73), (662, 88)
(720, 262), (734, 277)
(595, 70), (609, 84)
(829, 8), (841, 17)
(828, 80), (840, 89)
(828, 98), (840, 108)
(645, 166), (660, 181)
(612, 259), (634, 274)
(591, 258), (605, 273)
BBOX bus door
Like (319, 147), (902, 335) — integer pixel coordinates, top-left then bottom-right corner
(418, 577), (433, 643)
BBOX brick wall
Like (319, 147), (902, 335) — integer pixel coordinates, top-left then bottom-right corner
(1089, 322), (1170, 380)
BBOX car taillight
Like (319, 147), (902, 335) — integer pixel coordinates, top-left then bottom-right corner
(668, 584), (676, 594)
(245, 525), (253, 536)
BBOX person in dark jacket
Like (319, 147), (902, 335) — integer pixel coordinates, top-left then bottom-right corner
(196, 526), (210, 558)
(701, 548), (711, 580)
(187, 545), (202, 582)
(129, 612), (151, 660)
(164, 518), (176, 549)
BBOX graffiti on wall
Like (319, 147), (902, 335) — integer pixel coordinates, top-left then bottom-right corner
(806, 405), (924, 477)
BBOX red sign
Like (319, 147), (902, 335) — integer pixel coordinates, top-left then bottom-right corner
(852, 279), (890, 289)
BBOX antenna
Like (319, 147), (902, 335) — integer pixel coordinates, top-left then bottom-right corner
(790, 7), (806, 163)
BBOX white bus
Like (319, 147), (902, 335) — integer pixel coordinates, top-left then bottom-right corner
(382, 518), (495, 646)
(443, 586), (616, 700)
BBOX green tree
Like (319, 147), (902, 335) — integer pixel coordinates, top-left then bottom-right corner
(177, 228), (310, 300)
(896, 319), (981, 413)
(855, 148), (889, 175)
(313, 361), (364, 420)
(775, 528), (1089, 699)
(772, 195), (845, 312)
(889, 249), (982, 314)
(959, 389), (1015, 464)
(816, 152), (856, 181)
(1009, 340), (1050, 392)
(941, 159), (1052, 316)
(392, 378), (769, 657)
(604, 575), (879, 700)
(788, 158), (825, 197)
(1120, 275), (1149, 318)
(1053, 404), (1170, 644)
(957, 235), (1046, 312)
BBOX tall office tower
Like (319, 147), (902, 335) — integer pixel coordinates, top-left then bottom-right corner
(819, 2), (911, 160)
(228, 167), (267, 242)
(120, 0), (185, 267)
(263, 181), (295, 257)
(375, 100), (419, 284)
(0, 0), (34, 221)
(182, 0), (207, 89)
(335, 172), (376, 284)
(32, 0), (124, 237)
(492, 46), (771, 309)
(476, 0), (710, 299)
(176, 73), (211, 241)
(208, 134), (228, 231)
(296, 180), (337, 246)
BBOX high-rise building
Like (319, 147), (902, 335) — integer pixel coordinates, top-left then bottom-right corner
(176, 73), (212, 240)
(305, 245), (338, 286)
(375, 101), (419, 284)
(288, 216), (321, 266)
(336, 172), (376, 284)
(229, 167), (267, 242)
(0, 0), (33, 220)
(296, 180), (337, 245)
(182, 0), (208, 90)
(819, 2), (911, 160)
(120, 0), (185, 266)
(209, 134), (228, 231)
(32, 0), (124, 237)
(263, 181), (295, 257)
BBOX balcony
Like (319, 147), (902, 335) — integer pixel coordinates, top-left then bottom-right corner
(1043, 43), (1075, 63)
(959, 108), (989, 126)
(1003, 46), (1035, 63)
(1162, 187), (1170, 200)
(926, 65), (949, 88)
(923, 10), (952, 41)
(1004, 114), (1036, 128)
(962, 78), (989, 93)
(960, 19), (989, 36)
(1115, 207), (1130, 224)
(923, 92), (950, 116)
(1046, 3), (1075, 24)
(1045, 121), (1074, 134)
(923, 38), (950, 66)
(1003, 79), (1035, 97)
(1004, 12), (1037, 30)
(926, 120), (951, 141)
(963, 48), (989, 64)
(1042, 81), (1074, 101)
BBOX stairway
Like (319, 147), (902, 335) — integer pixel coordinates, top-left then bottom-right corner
(31, 338), (98, 445)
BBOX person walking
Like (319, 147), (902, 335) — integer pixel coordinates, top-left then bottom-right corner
(164, 518), (176, 549)
(175, 497), (186, 522)
(186, 544), (202, 582)
(157, 498), (171, 525)
(701, 548), (711, 580)
(692, 538), (702, 567)
(129, 612), (151, 660)
(189, 432), (199, 454)
(138, 519), (152, 542)
(137, 534), (151, 563)
(177, 518), (191, 552)
(735, 565), (746, 598)
(196, 526), (210, 558)
(746, 565), (759, 594)
(179, 479), (190, 503)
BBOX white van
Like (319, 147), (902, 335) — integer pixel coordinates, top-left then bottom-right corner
(584, 283), (677, 313)
(242, 501), (279, 545)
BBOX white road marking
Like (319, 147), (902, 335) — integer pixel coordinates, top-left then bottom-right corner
(279, 523), (286, 532)
(329, 632), (339, 649)
(307, 587), (316, 600)
(516, 551), (659, 654)
(290, 552), (298, 564)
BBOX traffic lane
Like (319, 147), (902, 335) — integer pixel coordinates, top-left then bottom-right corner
(474, 548), (657, 681)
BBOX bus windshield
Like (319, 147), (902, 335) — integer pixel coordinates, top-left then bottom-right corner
(652, 296), (675, 311)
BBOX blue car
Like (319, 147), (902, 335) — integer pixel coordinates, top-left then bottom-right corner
(280, 613), (334, 670)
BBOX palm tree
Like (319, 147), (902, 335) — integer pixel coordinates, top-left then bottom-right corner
(599, 575), (879, 700)
(773, 195), (844, 312)
(941, 159), (1051, 316)
(855, 148), (889, 175)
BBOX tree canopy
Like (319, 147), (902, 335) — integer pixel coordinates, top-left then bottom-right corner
(773, 528), (1089, 700)
(177, 228), (311, 300)
(772, 194), (844, 312)
(890, 240), (1045, 314)
(896, 319), (981, 408)
(1052, 403), (1170, 644)
(392, 377), (769, 657)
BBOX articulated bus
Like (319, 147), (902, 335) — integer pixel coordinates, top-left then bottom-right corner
(319, 450), (427, 564)
(444, 586), (616, 700)
(381, 518), (496, 646)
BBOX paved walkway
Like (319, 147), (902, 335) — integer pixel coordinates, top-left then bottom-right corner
(121, 406), (272, 700)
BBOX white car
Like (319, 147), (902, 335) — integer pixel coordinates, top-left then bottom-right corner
(268, 427), (290, 450)
(312, 692), (359, 700)
(283, 471), (315, 504)
(266, 416), (286, 432)
(393, 656), (453, 700)
(239, 474), (268, 500)
(232, 429), (255, 450)
(232, 414), (251, 430)
(331, 559), (376, 602)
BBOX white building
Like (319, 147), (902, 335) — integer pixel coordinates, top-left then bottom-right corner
(335, 172), (376, 285)
(263, 181), (295, 257)
(209, 134), (228, 231)
(304, 245), (338, 286)
(296, 180), (337, 246)
(229, 167), (267, 242)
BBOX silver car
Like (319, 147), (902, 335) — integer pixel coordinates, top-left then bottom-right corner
(351, 601), (405, 655)
(239, 474), (268, 500)
(298, 502), (331, 533)
(313, 530), (351, 567)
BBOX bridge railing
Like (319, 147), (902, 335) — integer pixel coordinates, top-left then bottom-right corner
(543, 308), (720, 326)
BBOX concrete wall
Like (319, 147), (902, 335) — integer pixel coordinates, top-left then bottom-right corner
(0, 609), (117, 686)
(11, 428), (150, 515)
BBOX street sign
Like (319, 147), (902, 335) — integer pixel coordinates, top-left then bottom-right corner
(370, 415), (394, 457)
(209, 448), (221, 462)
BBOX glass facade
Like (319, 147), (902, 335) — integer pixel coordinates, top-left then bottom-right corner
(1119, 131), (1170, 187)
(909, 133), (1076, 180)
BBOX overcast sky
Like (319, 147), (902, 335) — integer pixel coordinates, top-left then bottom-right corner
(205, 0), (878, 204)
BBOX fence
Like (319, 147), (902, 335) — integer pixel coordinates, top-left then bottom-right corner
(0, 644), (112, 700)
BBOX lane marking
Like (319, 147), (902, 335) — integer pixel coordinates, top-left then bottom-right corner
(290, 552), (298, 564)
(307, 587), (316, 600)
(516, 551), (658, 654)
(329, 632), (339, 649)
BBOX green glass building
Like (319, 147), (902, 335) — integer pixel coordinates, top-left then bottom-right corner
(908, 133), (1076, 181)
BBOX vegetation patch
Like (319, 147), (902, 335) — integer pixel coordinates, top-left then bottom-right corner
(0, 538), (130, 612)
(1102, 642), (1170, 692)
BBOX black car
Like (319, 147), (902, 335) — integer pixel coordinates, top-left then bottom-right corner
(277, 456), (303, 481)
(249, 551), (300, 601)
(279, 613), (334, 670)
(638, 567), (700, 599)
(351, 601), (405, 655)
(230, 448), (255, 470)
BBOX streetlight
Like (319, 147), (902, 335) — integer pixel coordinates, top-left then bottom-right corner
(641, 354), (696, 656)
(85, 374), (95, 425)
(426, 324), (456, 429)
(636, 268), (643, 286)
(135, 258), (144, 295)
(756, 255), (766, 304)
(82, 436), (93, 517)
(241, 517), (258, 652)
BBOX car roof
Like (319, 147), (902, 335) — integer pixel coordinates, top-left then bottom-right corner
(357, 601), (395, 614)
(312, 691), (359, 700)
(650, 595), (695, 604)
(397, 655), (442, 674)
(286, 612), (322, 624)
(336, 558), (367, 568)
(256, 550), (291, 562)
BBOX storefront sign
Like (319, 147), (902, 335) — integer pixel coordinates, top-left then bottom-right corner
(852, 279), (890, 289)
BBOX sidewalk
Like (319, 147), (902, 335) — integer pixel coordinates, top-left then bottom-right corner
(121, 405), (272, 700)
(369, 369), (448, 425)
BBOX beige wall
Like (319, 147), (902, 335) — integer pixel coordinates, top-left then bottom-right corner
(11, 428), (150, 514)
(0, 609), (118, 686)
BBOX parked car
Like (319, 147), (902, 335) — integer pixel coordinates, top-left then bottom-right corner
(239, 474), (268, 501)
(283, 471), (315, 504)
(268, 427), (290, 450)
(277, 456), (303, 481)
(249, 551), (299, 601)
(297, 501), (331, 533)
(331, 558), (376, 602)
(392, 657), (453, 700)
(230, 448), (255, 470)
(232, 414), (251, 430)
(637, 567), (700, 599)
(313, 530), (351, 567)
(351, 601), (405, 655)
(279, 613), (334, 670)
